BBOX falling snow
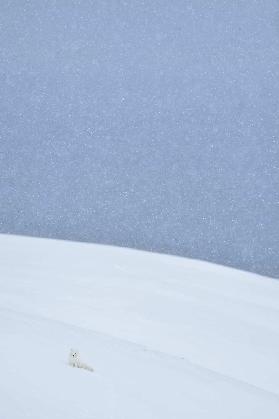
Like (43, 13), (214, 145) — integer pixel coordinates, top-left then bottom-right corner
(0, 1), (279, 277)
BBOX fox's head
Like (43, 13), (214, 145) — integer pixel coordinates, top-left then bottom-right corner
(70, 349), (79, 359)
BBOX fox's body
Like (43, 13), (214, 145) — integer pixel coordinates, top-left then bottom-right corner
(69, 349), (94, 372)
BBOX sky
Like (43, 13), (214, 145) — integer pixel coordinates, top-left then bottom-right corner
(0, 0), (278, 277)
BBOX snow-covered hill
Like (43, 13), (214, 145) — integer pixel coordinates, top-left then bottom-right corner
(1, 234), (279, 418)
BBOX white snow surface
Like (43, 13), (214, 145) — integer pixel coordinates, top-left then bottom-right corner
(0, 234), (279, 418)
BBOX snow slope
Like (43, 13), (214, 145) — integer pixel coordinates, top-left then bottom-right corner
(0, 234), (279, 418)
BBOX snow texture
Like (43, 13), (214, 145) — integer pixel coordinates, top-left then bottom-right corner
(0, 1), (279, 277)
(0, 234), (279, 418)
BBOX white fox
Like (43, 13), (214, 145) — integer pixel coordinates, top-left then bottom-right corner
(68, 349), (94, 372)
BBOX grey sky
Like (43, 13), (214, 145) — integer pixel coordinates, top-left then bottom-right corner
(1, 1), (278, 277)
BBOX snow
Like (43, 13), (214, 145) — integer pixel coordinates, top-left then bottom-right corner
(1, 233), (279, 418)
(1, 1), (279, 277)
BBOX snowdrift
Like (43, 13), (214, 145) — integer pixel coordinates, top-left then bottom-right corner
(0, 234), (279, 418)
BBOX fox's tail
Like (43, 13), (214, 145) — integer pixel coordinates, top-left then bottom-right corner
(78, 362), (94, 372)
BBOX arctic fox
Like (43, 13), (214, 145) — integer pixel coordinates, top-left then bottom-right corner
(68, 349), (94, 372)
